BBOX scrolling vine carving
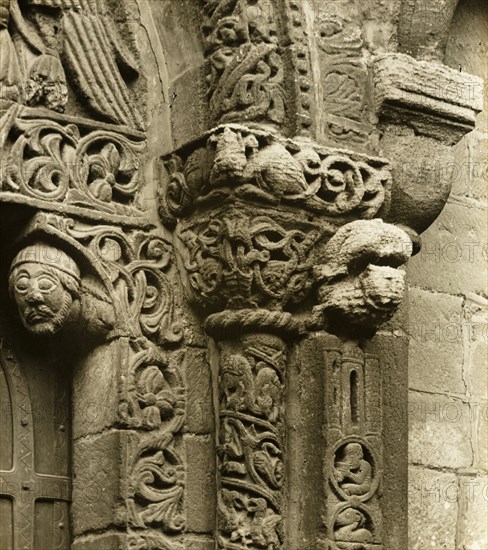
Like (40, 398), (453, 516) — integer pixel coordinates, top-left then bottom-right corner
(160, 125), (390, 227)
(15, 212), (186, 548)
(217, 334), (286, 549)
(201, 0), (285, 126)
(178, 211), (319, 311)
(1, 109), (145, 217)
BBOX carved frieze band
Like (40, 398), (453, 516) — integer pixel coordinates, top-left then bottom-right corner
(1, 106), (147, 223)
(201, 0), (285, 128)
(199, 1), (375, 141)
(160, 124), (391, 227)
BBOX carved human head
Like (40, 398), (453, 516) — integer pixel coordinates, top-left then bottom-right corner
(9, 242), (81, 336)
(343, 442), (364, 467)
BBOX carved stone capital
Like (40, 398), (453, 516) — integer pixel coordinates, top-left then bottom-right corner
(160, 124), (415, 336)
(160, 124), (391, 229)
(373, 53), (483, 238)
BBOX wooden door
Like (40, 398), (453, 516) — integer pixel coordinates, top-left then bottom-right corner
(0, 339), (71, 550)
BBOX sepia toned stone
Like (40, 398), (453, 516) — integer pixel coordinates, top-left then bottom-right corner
(0, 0), (484, 548)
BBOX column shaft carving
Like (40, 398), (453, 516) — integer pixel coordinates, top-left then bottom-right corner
(323, 343), (382, 549)
(160, 2), (483, 548)
(214, 329), (287, 549)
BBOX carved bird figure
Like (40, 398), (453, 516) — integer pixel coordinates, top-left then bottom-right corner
(5, 0), (142, 128)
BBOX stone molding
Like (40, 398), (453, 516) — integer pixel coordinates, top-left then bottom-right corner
(1, 104), (147, 225)
(374, 53), (484, 144)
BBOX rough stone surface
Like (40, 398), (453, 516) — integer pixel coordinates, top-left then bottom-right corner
(407, 288), (465, 395)
(72, 340), (125, 438)
(462, 475), (488, 549)
(72, 533), (127, 550)
(464, 295), (488, 400)
(451, 131), (488, 202)
(409, 392), (472, 469)
(408, 466), (458, 550)
(184, 537), (215, 550)
(184, 347), (214, 434)
(184, 434), (216, 534)
(407, 200), (488, 297)
(72, 431), (128, 536)
(374, 52), (483, 142)
(473, 401), (488, 474)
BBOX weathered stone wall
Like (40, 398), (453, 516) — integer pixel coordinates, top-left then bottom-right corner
(407, 0), (488, 547)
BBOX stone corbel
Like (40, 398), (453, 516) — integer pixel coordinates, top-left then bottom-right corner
(373, 52), (483, 237)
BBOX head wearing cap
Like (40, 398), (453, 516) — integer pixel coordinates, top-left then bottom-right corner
(10, 243), (80, 283)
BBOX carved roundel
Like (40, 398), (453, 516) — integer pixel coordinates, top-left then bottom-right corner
(329, 501), (377, 548)
(329, 436), (380, 502)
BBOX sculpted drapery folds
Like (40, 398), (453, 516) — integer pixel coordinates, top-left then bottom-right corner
(0, 0), (141, 125)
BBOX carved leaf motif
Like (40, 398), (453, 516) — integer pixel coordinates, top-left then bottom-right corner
(128, 530), (184, 550)
(131, 448), (185, 533)
(135, 364), (184, 430)
(64, 225), (181, 345)
(202, 0), (284, 126)
(3, 117), (145, 214)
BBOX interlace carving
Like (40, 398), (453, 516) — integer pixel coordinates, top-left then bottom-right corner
(316, 9), (371, 145)
(217, 334), (286, 549)
(201, 0), (285, 126)
(1, 109), (145, 217)
(13, 213), (186, 547)
(178, 211), (319, 310)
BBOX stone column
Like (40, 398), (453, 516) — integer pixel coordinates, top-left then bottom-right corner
(160, 124), (411, 549)
(156, 1), (483, 548)
(206, 313), (298, 548)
